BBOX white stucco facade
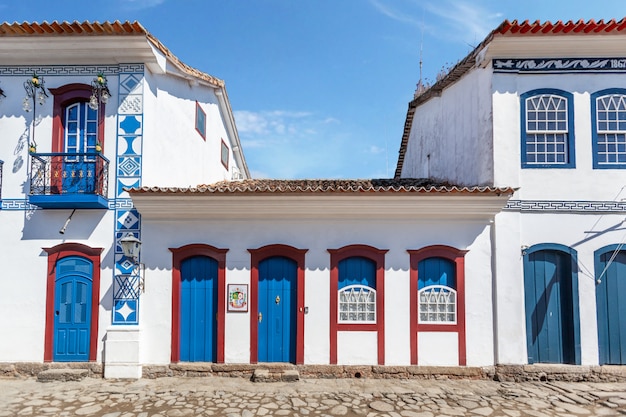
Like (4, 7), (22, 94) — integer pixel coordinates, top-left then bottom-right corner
(398, 24), (626, 367)
(0, 21), (249, 378)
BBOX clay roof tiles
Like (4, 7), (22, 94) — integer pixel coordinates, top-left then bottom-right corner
(0, 20), (224, 87)
(129, 179), (514, 195)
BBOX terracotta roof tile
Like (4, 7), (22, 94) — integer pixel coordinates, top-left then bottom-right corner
(0, 20), (224, 87)
(129, 179), (514, 195)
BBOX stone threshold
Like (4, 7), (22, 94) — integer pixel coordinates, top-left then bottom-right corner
(2, 362), (626, 382)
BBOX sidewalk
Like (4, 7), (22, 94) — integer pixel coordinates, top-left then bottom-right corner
(1, 376), (626, 416)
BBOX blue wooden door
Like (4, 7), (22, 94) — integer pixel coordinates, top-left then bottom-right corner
(258, 256), (297, 363)
(524, 249), (575, 364)
(63, 102), (97, 193)
(54, 257), (93, 362)
(180, 256), (218, 362)
(596, 248), (626, 364)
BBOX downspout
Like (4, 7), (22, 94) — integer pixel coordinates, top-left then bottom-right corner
(215, 87), (250, 178)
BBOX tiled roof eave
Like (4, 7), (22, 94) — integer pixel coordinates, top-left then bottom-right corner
(0, 20), (224, 87)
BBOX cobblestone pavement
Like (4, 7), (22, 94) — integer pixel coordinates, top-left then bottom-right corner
(1, 377), (626, 417)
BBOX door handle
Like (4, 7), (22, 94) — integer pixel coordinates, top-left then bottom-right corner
(258, 312), (263, 323)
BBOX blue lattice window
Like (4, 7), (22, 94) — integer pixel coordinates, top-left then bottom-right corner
(592, 89), (626, 169)
(521, 89), (575, 168)
(418, 257), (456, 324)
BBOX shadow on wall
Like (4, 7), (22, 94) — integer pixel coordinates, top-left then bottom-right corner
(22, 208), (107, 241)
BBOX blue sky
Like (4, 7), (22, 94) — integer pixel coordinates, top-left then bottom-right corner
(2, 0), (625, 179)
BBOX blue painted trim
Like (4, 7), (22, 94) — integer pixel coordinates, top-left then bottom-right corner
(523, 243), (581, 365)
(591, 89), (626, 169)
(520, 89), (576, 169)
(494, 58), (626, 73)
(29, 194), (108, 209)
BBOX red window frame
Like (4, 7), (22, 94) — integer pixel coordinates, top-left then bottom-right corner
(49, 84), (105, 153)
(408, 245), (467, 365)
(170, 244), (228, 363)
(328, 244), (388, 365)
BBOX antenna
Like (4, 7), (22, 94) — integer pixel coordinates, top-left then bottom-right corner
(415, 6), (426, 98)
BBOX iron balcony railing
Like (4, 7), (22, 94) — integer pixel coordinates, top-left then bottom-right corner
(29, 152), (109, 199)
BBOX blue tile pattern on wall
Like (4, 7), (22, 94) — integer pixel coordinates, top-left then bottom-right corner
(113, 68), (145, 325)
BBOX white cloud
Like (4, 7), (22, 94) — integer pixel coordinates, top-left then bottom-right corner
(234, 110), (321, 143)
(370, 0), (503, 45)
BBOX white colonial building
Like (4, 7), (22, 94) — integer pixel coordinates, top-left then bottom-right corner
(0, 21), (249, 378)
(396, 18), (626, 367)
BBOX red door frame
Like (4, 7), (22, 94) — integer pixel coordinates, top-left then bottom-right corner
(249, 244), (307, 364)
(170, 244), (227, 363)
(43, 243), (103, 362)
(328, 244), (388, 365)
(408, 245), (468, 365)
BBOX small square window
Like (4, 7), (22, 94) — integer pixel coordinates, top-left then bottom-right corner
(221, 139), (229, 170)
(195, 102), (206, 140)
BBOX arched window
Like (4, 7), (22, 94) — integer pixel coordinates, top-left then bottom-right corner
(338, 257), (376, 323)
(50, 84), (105, 154)
(329, 245), (387, 365)
(418, 257), (457, 324)
(409, 245), (467, 365)
(520, 89), (575, 168)
(591, 89), (626, 169)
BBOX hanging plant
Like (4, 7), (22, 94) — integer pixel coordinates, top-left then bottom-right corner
(29, 144), (36, 154)
(95, 142), (102, 152)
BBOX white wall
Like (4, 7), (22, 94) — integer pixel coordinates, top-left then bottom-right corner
(141, 70), (236, 188)
(492, 72), (626, 202)
(0, 209), (116, 362)
(138, 217), (496, 366)
(400, 67), (494, 186)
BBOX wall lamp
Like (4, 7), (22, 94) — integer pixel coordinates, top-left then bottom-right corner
(22, 73), (48, 112)
(89, 73), (111, 110)
(119, 233), (145, 293)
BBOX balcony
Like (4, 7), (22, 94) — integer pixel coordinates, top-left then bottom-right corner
(29, 153), (109, 209)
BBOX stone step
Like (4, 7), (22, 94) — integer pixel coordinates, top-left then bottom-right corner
(37, 368), (89, 383)
(252, 368), (300, 382)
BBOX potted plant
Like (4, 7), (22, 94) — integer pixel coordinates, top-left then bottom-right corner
(95, 141), (102, 153)
(28, 144), (36, 154)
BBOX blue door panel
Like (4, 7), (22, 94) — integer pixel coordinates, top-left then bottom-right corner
(53, 257), (93, 362)
(258, 256), (297, 363)
(596, 249), (626, 364)
(180, 256), (218, 362)
(524, 249), (575, 364)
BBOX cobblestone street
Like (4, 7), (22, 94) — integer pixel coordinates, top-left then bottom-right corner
(1, 376), (626, 417)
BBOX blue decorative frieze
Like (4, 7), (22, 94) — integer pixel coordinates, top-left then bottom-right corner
(0, 65), (119, 76)
(493, 58), (626, 73)
(505, 200), (626, 213)
(1, 199), (37, 210)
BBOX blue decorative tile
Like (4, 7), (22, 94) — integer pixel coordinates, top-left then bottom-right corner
(119, 115), (142, 134)
(118, 135), (142, 155)
(117, 209), (141, 230)
(116, 178), (141, 198)
(113, 299), (138, 325)
(117, 156), (141, 177)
